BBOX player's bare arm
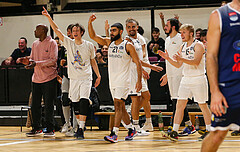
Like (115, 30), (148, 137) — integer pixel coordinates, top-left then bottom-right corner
(42, 7), (64, 42)
(207, 10), (228, 117)
(126, 43), (142, 92)
(88, 14), (111, 46)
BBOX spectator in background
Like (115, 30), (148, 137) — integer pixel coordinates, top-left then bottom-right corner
(200, 29), (208, 50)
(4, 37), (31, 65)
(54, 36), (66, 69)
(195, 28), (202, 40)
(221, 1), (228, 6)
(96, 45), (108, 64)
(147, 27), (165, 61)
(101, 45), (108, 63)
(19, 24), (58, 137)
(137, 25), (149, 43)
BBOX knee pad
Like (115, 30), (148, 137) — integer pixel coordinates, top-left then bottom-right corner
(61, 93), (71, 106)
(79, 98), (90, 116)
(72, 102), (81, 115)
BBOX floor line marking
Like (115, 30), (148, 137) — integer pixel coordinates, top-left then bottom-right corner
(0, 139), (41, 146)
(0, 138), (239, 142)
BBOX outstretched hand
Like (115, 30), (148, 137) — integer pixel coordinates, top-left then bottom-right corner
(89, 14), (97, 23)
(42, 7), (50, 18)
(159, 12), (164, 20)
(173, 52), (182, 61)
(158, 50), (169, 60)
(18, 56), (30, 65)
(105, 20), (109, 30)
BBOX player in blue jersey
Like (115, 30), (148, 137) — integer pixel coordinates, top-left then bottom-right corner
(201, 0), (240, 151)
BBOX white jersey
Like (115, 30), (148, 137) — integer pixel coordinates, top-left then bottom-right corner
(137, 33), (151, 74)
(181, 39), (205, 77)
(108, 40), (132, 88)
(63, 36), (95, 80)
(165, 33), (183, 77)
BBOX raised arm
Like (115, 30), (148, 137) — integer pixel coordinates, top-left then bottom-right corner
(88, 14), (110, 46)
(126, 43), (142, 92)
(207, 10), (228, 116)
(159, 12), (166, 32)
(105, 19), (110, 37)
(42, 7), (64, 42)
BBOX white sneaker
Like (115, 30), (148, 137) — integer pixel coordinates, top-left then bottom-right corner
(142, 123), (154, 132)
(65, 128), (75, 137)
(61, 123), (71, 133)
(137, 128), (150, 136)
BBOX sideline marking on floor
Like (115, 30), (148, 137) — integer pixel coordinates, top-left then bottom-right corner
(0, 139), (41, 146)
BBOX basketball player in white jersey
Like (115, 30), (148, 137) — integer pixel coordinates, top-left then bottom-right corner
(88, 14), (142, 143)
(137, 32), (154, 131)
(159, 24), (211, 141)
(124, 18), (163, 135)
(160, 18), (195, 136)
(42, 7), (101, 139)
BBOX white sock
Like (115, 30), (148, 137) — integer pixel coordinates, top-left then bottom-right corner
(146, 118), (152, 124)
(77, 120), (85, 129)
(133, 120), (139, 130)
(113, 127), (119, 135)
(125, 123), (134, 129)
(72, 111), (78, 129)
(206, 125), (211, 131)
(62, 106), (70, 124)
(185, 120), (192, 126)
(173, 124), (180, 132)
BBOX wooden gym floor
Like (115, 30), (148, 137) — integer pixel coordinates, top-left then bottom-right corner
(0, 126), (239, 152)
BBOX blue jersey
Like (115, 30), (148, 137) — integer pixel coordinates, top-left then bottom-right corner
(218, 4), (240, 84)
(211, 4), (240, 131)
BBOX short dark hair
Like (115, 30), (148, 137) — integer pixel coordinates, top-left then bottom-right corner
(54, 36), (59, 40)
(152, 27), (160, 33)
(20, 37), (27, 44)
(71, 23), (85, 36)
(167, 18), (180, 32)
(111, 23), (124, 31)
(200, 29), (208, 37)
(196, 28), (202, 33)
(138, 26), (144, 35)
(67, 24), (74, 31)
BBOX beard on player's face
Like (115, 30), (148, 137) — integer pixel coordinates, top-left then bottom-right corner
(111, 33), (121, 41)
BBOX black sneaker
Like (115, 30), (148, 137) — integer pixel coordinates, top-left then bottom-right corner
(161, 130), (178, 142)
(179, 125), (196, 137)
(26, 129), (43, 137)
(198, 129), (207, 135)
(231, 130), (240, 136)
(44, 131), (55, 137)
(74, 128), (84, 139)
(198, 131), (209, 141)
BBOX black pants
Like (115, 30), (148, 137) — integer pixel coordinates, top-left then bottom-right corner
(31, 78), (57, 132)
(172, 99), (190, 125)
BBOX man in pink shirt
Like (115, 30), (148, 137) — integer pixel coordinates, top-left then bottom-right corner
(19, 24), (58, 137)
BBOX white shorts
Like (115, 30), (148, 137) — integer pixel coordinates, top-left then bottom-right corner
(110, 87), (129, 100)
(178, 75), (208, 104)
(168, 76), (182, 100)
(129, 77), (148, 96)
(69, 79), (92, 102)
(61, 76), (69, 93)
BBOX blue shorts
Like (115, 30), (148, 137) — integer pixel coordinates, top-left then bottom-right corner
(211, 80), (240, 131)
